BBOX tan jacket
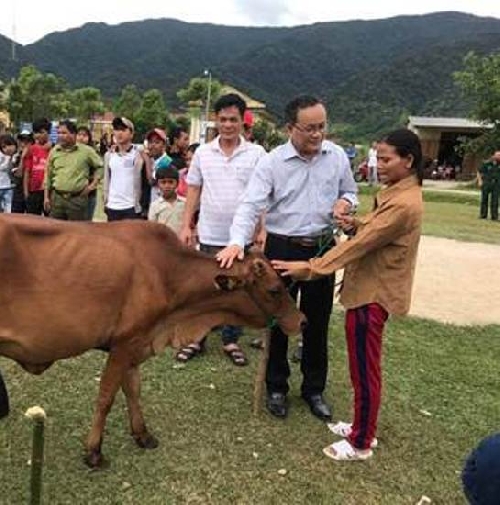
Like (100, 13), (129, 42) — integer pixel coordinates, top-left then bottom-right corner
(309, 175), (423, 315)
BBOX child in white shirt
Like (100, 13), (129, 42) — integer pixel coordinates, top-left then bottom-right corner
(147, 166), (185, 234)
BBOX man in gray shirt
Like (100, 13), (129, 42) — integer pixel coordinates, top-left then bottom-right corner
(217, 95), (357, 420)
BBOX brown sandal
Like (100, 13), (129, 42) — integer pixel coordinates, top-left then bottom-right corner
(223, 346), (248, 366)
(175, 343), (204, 362)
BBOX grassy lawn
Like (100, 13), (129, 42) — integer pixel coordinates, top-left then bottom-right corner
(357, 186), (500, 245)
(1, 314), (498, 504)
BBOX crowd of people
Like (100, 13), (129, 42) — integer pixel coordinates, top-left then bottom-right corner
(8, 92), (487, 470)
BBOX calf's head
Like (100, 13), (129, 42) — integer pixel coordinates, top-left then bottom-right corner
(214, 252), (305, 336)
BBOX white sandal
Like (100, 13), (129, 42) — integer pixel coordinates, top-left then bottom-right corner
(323, 440), (373, 461)
(327, 421), (378, 449)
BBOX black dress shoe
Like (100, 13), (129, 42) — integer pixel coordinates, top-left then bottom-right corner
(302, 394), (332, 421)
(266, 392), (288, 418)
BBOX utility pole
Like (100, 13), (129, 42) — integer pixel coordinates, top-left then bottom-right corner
(204, 69), (212, 125)
(11, 1), (17, 61)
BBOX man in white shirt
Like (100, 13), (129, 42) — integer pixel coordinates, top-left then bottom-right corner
(177, 93), (266, 366)
(103, 117), (145, 221)
(367, 141), (378, 186)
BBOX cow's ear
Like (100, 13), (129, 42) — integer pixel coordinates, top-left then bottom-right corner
(214, 275), (245, 291)
(251, 258), (267, 278)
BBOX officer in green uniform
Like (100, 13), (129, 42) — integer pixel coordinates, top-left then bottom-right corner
(478, 150), (500, 221)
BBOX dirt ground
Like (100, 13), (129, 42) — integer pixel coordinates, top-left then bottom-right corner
(409, 236), (500, 325)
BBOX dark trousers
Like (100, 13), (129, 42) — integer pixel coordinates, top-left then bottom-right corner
(264, 233), (335, 397)
(11, 182), (25, 214)
(199, 243), (242, 346)
(26, 191), (45, 215)
(50, 192), (89, 221)
(480, 183), (499, 220)
(105, 207), (141, 222)
(345, 304), (388, 450)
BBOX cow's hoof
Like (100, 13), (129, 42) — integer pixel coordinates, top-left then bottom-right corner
(84, 451), (106, 469)
(134, 432), (159, 450)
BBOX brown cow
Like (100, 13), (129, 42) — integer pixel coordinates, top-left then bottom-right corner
(0, 214), (304, 467)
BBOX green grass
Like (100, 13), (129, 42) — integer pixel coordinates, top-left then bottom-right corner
(357, 186), (500, 245)
(1, 315), (499, 504)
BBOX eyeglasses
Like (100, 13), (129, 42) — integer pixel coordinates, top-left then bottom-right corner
(293, 122), (327, 135)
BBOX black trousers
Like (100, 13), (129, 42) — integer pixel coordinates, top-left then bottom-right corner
(480, 183), (499, 220)
(26, 191), (45, 215)
(105, 207), (142, 221)
(264, 233), (335, 397)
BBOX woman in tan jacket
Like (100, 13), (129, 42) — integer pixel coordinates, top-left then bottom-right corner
(273, 129), (424, 461)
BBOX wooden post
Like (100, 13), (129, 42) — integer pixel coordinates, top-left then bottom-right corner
(25, 406), (46, 505)
(253, 328), (270, 415)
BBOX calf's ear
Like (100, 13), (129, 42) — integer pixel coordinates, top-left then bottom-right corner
(214, 275), (245, 291)
(251, 258), (267, 278)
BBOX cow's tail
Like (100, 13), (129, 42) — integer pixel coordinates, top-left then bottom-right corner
(0, 369), (9, 419)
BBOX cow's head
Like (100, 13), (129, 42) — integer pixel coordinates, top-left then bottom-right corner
(214, 251), (305, 336)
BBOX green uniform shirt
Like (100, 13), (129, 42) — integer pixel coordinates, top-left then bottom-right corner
(45, 143), (103, 192)
(479, 160), (500, 185)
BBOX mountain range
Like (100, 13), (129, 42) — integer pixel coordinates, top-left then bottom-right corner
(1, 11), (500, 139)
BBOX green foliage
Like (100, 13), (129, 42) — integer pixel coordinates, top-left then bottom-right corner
(8, 65), (70, 124)
(252, 119), (286, 150)
(3, 14), (500, 139)
(69, 87), (105, 123)
(113, 84), (142, 122)
(134, 89), (168, 135)
(454, 51), (500, 155)
(176, 77), (222, 108)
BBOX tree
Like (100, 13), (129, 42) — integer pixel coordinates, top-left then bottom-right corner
(252, 119), (286, 151)
(177, 77), (222, 108)
(70, 87), (105, 123)
(454, 52), (500, 155)
(135, 89), (168, 135)
(114, 84), (142, 122)
(8, 66), (70, 125)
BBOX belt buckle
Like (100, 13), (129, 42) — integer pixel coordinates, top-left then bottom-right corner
(298, 237), (317, 247)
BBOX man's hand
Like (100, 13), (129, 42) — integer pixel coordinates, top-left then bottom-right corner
(336, 214), (357, 232)
(43, 195), (51, 214)
(271, 260), (311, 280)
(179, 226), (195, 248)
(333, 198), (352, 220)
(80, 185), (91, 197)
(216, 245), (244, 269)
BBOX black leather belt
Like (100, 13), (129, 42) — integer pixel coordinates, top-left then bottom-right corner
(268, 231), (335, 248)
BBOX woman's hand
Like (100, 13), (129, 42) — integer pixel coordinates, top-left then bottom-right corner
(271, 260), (311, 280)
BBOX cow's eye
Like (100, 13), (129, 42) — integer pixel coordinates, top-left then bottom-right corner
(268, 287), (281, 297)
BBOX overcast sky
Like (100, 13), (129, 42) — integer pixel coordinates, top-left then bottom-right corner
(2, 0), (500, 45)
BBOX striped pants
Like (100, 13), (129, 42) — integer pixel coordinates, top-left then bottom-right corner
(345, 304), (388, 450)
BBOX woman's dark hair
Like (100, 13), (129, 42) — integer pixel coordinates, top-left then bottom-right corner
(77, 126), (93, 146)
(285, 95), (322, 124)
(0, 134), (17, 150)
(168, 126), (188, 146)
(59, 120), (78, 134)
(187, 143), (200, 154)
(32, 118), (51, 134)
(380, 129), (423, 185)
(214, 93), (246, 118)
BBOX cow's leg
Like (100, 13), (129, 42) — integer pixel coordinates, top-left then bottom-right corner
(121, 366), (158, 449)
(85, 351), (129, 468)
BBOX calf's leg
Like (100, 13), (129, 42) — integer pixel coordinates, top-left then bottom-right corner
(85, 351), (130, 468)
(121, 365), (158, 449)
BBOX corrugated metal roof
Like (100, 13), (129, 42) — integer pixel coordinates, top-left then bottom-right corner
(408, 116), (492, 129)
